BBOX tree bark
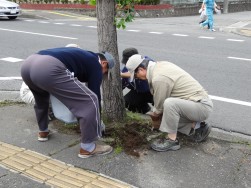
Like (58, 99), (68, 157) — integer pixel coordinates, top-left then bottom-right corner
(223, 0), (229, 14)
(96, 0), (126, 122)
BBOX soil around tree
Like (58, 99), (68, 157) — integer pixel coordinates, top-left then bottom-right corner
(51, 119), (198, 158)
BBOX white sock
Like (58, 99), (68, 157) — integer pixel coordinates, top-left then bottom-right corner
(195, 122), (201, 129)
(81, 143), (95, 152)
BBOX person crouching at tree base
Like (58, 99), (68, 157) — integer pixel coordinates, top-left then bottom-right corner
(121, 48), (154, 114)
(21, 47), (115, 158)
(126, 55), (213, 152)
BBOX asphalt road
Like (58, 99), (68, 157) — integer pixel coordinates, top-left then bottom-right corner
(0, 10), (251, 135)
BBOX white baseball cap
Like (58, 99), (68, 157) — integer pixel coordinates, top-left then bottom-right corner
(126, 54), (145, 81)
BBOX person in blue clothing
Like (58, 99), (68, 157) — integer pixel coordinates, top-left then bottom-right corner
(200, 0), (216, 32)
(21, 47), (115, 158)
(121, 48), (153, 114)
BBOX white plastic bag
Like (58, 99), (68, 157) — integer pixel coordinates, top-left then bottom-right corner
(199, 8), (207, 21)
(20, 82), (35, 104)
(215, 7), (221, 15)
(50, 95), (77, 124)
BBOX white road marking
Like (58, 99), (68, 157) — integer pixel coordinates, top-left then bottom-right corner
(0, 57), (23, 62)
(198, 36), (215, 39)
(0, 77), (22, 80)
(209, 95), (251, 107)
(70, 24), (82, 27)
(127, 30), (140, 32)
(88, 26), (97, 28)
(172, 34), (188, 37)
(228, 56), (251, 61)
(149, 32), (163, 34)
(38, 21), (50, 24)
(0, 28), (77, 40)
(24, 20), (35, 22)
(227, 39), (244, 42)
(54, 23), (65, 25)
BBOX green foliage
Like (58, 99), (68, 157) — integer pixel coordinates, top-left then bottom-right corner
(89, 0), (96, 5)
(115, 0), (140, 29)
(114, 146), (123, 154)
(137, 0), (160, 5)
(90, 0), (140, 29)
(0, 101), (25, 107)
(80, 0), (85, 4)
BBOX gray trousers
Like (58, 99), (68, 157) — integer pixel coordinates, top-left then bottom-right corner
(21, 54), (101, 143)
(159, 97), (213, 135)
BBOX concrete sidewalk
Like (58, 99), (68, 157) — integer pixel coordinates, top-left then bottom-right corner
(0, 103), (250, 188)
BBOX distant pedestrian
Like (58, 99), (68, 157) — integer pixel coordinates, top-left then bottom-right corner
(200, 0), (216, 31)
(126, 55), (213, 152)
(121, 48), (153, 114)
(21, 47), (115, 158)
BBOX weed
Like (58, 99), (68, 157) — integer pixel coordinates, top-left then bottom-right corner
(0, 100), (25, 107)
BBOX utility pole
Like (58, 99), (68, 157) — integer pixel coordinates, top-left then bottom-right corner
(223, 0), (229, 14)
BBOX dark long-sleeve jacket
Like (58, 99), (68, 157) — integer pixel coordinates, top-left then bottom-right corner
(37, 47), (103, 108)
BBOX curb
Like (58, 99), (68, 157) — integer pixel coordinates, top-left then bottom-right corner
(219, 20), (251, 37)
(209, 128), (251, 145)
(139, 114), (251, 144)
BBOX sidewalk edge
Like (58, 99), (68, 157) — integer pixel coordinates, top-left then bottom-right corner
(210, 127), (251, 144)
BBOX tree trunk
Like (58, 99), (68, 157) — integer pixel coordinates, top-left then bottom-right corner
(96, 0), (126, 122)
(223, 0), (229, 14)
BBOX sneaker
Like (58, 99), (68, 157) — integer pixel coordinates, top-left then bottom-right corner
(38, 131), (50, 142)
(78, 144), (113, 158)
(210, 29), (216, 32)
(200, 23), (204, 29)
(192, 122), (211, 142)
(151, 138), (180, 152)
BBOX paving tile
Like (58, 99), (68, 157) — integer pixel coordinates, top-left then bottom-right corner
(33, 165), (59, 177)
(0, 143), (132, 188)
(91, 180), (124, 188)
(54, 173), (88, 187)
(16, 152), (45, 164)
(24, 168), (53, 182)
(84, 184), (103, 188)
(98, 177), (131, 188)
(0, 153), (9, 160)
(2, 143), (25, 152)
(68, 167), (98, 178)
(40, 161), (67, 173)
(0, 145), (20, 155)
(23, 150), (50, 161)
(9, 155), (34, 168)
(1, 158), (30, 171)
(46, 178), (82, 188)
(61, 169), (95, 183)
(46, 159), (70, 169)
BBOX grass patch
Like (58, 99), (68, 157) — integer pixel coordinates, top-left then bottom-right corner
(51, 119), (80, 135)
(0, 100), (25, 107)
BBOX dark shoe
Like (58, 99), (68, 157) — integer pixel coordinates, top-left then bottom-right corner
(151, 138), (180, 152)
(38, 131), (50, 142)
(78, 144), (113, 158)
(192, 122), (211, 142)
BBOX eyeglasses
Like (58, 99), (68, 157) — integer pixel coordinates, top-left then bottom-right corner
(134, 67), (140, 75)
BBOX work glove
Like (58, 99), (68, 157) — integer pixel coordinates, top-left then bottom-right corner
(146, 111), (162, 131)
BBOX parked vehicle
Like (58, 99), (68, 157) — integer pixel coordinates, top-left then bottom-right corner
(0, 0), (22, 20)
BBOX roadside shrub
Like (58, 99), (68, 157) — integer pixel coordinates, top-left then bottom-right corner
(137, 0), (160, 5)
